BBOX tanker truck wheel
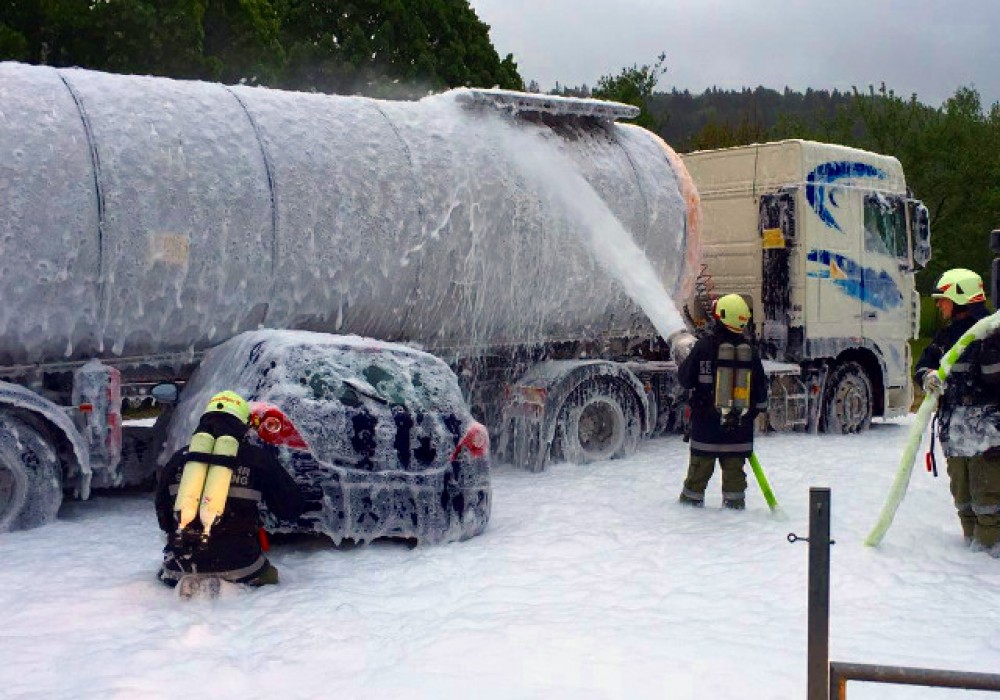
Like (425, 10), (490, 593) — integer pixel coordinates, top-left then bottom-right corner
(0, 413), (63, 532)
(555, 378), (641, 464)
(819, 361), (873, 434)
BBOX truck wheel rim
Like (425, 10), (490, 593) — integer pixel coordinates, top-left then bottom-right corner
(832, 376), (869, 431)
(577, 399), (623, 459)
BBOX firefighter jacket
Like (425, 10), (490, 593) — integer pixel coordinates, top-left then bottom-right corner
(677, 325), (768, 458)
(914, 303), (1000, 458)
(155, 438), (307, 582)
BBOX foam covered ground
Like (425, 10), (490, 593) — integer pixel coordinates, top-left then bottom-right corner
(2, 417), (999, 699)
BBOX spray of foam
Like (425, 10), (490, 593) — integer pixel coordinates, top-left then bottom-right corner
(497, 119), (688, 343)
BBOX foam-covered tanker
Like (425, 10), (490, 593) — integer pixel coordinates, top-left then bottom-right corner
(0, 62), (697, 366)
(0, 62), (700, 532)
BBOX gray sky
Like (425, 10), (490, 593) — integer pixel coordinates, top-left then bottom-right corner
(469, 0), (1000, 109)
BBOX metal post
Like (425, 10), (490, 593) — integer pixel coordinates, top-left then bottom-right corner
(808, 487), (832, 700)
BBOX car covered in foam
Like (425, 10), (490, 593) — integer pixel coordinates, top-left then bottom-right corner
(162, 330), (491, 544)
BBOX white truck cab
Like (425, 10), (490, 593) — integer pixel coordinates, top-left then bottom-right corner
(682, 140), (931, 432)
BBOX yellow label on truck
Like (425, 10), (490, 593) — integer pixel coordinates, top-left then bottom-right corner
(762, 228), (785, 249)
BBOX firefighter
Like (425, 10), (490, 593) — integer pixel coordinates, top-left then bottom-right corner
(155, 390), (308, 588)
(915, 268), (1000, 555)
(677, 294), (768, 510)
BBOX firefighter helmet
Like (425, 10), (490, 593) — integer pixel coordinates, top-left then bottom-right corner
(931, 268), (985, 306)
(713, 294), (751, 332)
(204, 390), (251, 425)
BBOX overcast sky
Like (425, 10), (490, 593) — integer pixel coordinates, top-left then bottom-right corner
(469, 0), (1000, 110)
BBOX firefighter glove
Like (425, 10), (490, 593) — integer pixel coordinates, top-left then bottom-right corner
(668, 330), (697, 365)
(922, 370), (944, 396)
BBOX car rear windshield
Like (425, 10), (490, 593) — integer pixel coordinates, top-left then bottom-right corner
(271, 345), (468, 472)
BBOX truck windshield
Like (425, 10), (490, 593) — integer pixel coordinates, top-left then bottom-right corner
(864, 194), (908, 261)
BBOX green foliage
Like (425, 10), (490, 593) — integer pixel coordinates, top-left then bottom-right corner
(0, 21), (28, 61)
(0, 0), (522, 96)
(688, 112), (767, 150)
(919, 295), (944, 337)
(591, 53), (666, 130)
(203, 0), (284, 84)
(278, 0), (521, 97)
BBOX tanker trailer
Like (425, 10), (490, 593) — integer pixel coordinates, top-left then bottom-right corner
(0, 61), (700, 530)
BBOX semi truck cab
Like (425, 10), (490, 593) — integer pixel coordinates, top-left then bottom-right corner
(682, 140), (931, 432)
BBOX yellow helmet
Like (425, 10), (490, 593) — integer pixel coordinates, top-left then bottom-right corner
(932, 268), (985, 306)
(204, 390), (250, 424)
(713, 294), (751, 332)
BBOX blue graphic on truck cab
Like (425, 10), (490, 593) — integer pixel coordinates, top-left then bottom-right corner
(806, 161), (886, 233)
(807, 249), (903, 310)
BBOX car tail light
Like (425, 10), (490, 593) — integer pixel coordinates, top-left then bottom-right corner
(451, 421), (490, 461)
(249, 403), (309, 451)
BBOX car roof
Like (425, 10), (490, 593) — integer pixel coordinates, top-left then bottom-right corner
(241, 329), (440, 363)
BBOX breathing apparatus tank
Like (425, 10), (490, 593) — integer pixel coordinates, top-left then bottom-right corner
(174, 431), (215, 530)
(172, 391), (250, 539)
(733, 343), (753, 414)
(713, 341), (754, 425)
(714, 343), (736, 415)
(198, 433), (240, 539)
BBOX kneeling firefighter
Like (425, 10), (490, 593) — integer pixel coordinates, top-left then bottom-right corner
(677, 294), (768, 509)
(155, 390), (308, 587)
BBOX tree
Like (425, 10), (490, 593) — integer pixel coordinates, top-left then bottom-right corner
(0, 0), (281, 82)
(202, 0), (284, 84)
(689, 113), (767, 150)
(592, 52), (666, 130)
(278, 0), (523, 97)
(0, 22), (29, 61)
(0, 0), (521, 97)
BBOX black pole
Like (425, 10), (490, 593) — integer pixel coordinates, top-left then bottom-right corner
(807, 487), (832, 700)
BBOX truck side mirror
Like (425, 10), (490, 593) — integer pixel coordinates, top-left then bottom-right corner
(150, 382), (179, 405)
(910, 202), (931, 268)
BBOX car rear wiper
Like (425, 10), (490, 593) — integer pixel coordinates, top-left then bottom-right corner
(343, 377), (389, 404)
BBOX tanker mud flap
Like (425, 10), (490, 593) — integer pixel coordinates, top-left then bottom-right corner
(500, 360), (652, 471)
(499, 391), (548, 472)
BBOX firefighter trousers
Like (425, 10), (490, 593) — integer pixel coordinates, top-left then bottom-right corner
(681, 454), (747, 504)
(946, 454), (1000, 548)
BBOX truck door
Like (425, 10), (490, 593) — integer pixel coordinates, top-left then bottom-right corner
(804, 183), (863, 339)
(860, 193), (910, 379)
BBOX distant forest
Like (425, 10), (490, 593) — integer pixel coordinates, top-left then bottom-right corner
(652, 86), (853, 150)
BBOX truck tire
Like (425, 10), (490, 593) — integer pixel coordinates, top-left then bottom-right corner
(0, 441), (28, 532)
(0, 413), (63, 532)
(820, 361), (873, 434)
(555, 378), (641, 464)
